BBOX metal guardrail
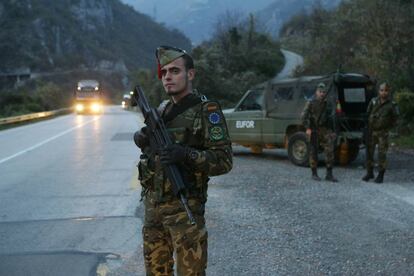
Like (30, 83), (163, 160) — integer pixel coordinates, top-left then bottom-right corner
(0, 108), (72, 125)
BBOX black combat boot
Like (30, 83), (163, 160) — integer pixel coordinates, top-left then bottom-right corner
(362, 167), (374, 182)
(374, 170), (385, 183)
(312, 168), (321, 181)
(325, 168), (338, 182)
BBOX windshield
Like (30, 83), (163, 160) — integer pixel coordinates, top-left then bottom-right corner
(343, 87), (366, 103)
(236, 91), (264, 111)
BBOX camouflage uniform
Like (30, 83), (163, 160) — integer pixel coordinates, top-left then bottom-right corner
(302, 98), (336, 169)
(301, 82), (338, 182)
(138, 91), (232, 273)
(365, 97), (398, 172)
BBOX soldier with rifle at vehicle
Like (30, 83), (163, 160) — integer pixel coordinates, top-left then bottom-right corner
(362, 82), (399, 183)
(301, 82), (338, 182)
(133, 45), (232, 276)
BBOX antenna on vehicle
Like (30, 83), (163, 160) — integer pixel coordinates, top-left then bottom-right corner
(333, 64), (343, 83)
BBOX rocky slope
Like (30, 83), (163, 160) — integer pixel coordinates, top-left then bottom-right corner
(0, 0), (191, 74)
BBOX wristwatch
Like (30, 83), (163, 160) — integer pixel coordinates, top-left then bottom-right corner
(188, 149), (200, 162)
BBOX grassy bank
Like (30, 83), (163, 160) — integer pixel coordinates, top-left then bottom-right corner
(392, 134), (414, 149)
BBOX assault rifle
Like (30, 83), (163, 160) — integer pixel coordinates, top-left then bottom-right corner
(133, 85), (196, 225)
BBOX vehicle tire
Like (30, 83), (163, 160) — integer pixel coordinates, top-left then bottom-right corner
(288, 132), (310, 166)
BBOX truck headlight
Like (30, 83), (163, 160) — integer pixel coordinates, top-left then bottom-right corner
(91, 103), (101, 112)
(75, 104), (84, 112)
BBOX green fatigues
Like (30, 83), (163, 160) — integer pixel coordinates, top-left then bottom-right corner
(138, 93), (232, 276)
(366, 97), (398, 171)
(301, 98), (336, 169)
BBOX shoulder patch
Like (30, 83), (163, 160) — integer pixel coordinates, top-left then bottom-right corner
(209, 126), (224, 141)
(206, 102), (218, 112)
(208, 112), (221, 124)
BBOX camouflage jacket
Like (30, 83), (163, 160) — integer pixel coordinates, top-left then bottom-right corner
(367, 97), (399, 131)
(301, 98), (335, 130)
(138, 93), (233, 202)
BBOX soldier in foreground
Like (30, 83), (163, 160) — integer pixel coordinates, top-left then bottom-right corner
(134, 45), (232, 275)
(362, 82), (399, 183)
(301, 82), (338, 182)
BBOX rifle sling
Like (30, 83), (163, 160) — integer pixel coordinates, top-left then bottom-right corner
(162, 94), (202, 123)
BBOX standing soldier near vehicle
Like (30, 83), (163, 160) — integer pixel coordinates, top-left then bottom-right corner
(301, 82), (338, 182)
(362, 82), (399, 183)
(133, 45), (232, 275)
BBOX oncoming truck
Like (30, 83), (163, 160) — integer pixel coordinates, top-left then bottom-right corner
(74, 79), (103, 114)
(223, 72), (377, 166)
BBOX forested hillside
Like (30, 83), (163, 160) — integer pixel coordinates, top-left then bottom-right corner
(122, 0), (341, 44)
(121, 0), (276, 44)
(0, 0), (190, 73)
(255, 0), (341, 37)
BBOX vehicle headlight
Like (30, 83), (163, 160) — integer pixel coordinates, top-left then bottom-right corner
(95, 87), (99, 91)
(75, 104), (84, 112)
(91, 103), (101, 112)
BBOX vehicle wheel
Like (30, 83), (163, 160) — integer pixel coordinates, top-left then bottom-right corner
(288, 132), (309, 166)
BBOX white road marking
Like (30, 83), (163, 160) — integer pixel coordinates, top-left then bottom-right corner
(0, 117), (100, 165)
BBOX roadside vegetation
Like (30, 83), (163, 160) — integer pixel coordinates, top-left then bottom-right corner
(0, 82), (67, 118)
(392, 135), (414, 150)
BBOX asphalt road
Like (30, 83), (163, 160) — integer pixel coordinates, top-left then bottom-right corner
(207, 147), (414, 275)
(0, 106), (143, 275)
(113, 146), (414, 276)
(274, 49), (304, 80)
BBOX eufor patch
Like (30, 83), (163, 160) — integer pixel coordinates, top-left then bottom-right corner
(209, 126), (224, 140)
(208, 112), (221, 124)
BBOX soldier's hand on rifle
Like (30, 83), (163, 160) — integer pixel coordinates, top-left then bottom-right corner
(160, 144), (189, 165)
(306, 128), (312, 136)
(133, 126), (150, 149)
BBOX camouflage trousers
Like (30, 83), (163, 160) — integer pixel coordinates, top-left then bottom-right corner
(366, 130), (389, 171)
(143, 196), (208, 276)
(308, 129), (335, 169)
